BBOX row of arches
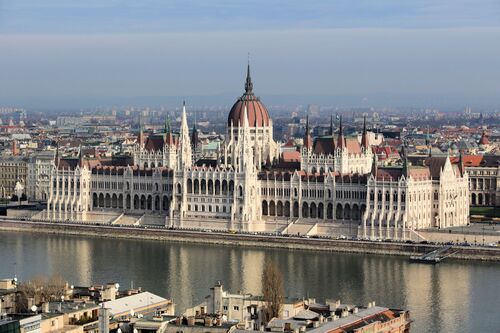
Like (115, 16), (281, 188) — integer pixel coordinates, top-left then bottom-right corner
(92, 193), (170, 212)
(471, 192), (495, 206)
(261, 200), (366, 220)
(187, 178), (242, 196)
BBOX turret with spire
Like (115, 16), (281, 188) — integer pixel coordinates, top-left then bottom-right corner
(329, 114), (334, 136)
(191, 113), (199, 150)
(303, 114), (312, 151)
(361, 115), (369, 150)
(138, 123), (145, 148)
(177, 101), (192, 169)
(164, 115), (174, 145)
(337, 115), (346, 150)
(55, 143), (60, 168)
(78, 145), (84, 168)
(401, 142), (410, 178)
(245, 60), (253, 94)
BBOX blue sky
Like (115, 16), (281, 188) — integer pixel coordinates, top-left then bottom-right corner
(0, 0), (499, 106)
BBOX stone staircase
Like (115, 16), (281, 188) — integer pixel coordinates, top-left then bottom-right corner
(112, 214), (141, 226)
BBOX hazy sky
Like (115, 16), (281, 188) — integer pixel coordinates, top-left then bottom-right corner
(1, 0), (499, 106)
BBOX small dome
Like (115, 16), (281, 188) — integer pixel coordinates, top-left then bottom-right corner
(227, 64), (270, 127)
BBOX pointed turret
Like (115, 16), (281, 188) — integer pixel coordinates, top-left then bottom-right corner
(245, 61), (253, 94)
(329, 114), (334, 136)
(337, 115), (346, 150)
(78, 145), (84, 168)
(458, 150), (465, 176)
(401, 143), (410, 178)
(303, 114), (312, 150)
(191, 117), (198, 150)
(361, 115), (369, 150)
(164, 115), (174, 145)
(138, 124), (145, 147)
(178, 101), (192, 169)
(55, 143), (60, 167)
(371, 153), (378, 179)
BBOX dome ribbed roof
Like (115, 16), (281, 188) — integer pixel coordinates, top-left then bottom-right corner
(227, 64), (270, 127)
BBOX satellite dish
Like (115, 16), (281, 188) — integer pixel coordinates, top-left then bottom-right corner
(31, 305), (37, 313)
(134, 329), (138, 333)
(115, 283), (120, 289)
(70, 285), (74, 290)
(130, 309), (135, 317)
(138, 314), (143, 318)
(117, 328), (122, 333)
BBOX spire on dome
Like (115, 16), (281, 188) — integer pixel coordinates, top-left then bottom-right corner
(245, 59), (253, 94)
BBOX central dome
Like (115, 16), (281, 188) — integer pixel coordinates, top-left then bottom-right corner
(227, 65), (270, 127)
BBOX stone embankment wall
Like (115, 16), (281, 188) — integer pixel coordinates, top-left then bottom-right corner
(0, 220), (499, 261)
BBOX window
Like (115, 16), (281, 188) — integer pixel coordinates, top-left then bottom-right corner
(223, 306), (228, 311)
(233, 306), (239, 311)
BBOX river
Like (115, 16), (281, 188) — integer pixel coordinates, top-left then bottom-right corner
(0, 231), (498, 332)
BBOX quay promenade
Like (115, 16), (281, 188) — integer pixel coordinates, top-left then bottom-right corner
(0, 217), (499, 261)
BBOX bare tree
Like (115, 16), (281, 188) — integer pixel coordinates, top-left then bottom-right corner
(16, 274), (68, 312)
(261, 259), (284, 322)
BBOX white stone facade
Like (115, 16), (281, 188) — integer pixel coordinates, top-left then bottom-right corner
(46, 72), (470, 239)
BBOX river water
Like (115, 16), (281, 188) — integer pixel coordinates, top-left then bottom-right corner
(0, 231), (498, 332)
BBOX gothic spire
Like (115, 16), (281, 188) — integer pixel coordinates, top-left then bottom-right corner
(304, 113), (312, 150)
(337, 115), (345, 150)
(330, 114), (334, 136)
(361, 115), (369, 149)
(245, 60), (253, 94)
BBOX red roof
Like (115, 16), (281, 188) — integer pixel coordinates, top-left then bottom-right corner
(282, 151), (300, 162)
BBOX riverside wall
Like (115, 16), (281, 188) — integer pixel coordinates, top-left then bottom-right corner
(0, 219), (499, 261)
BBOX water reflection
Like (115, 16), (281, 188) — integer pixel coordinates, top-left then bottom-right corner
(0, 231), (498, 333)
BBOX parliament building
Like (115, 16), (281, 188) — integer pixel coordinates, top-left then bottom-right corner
(46, 66), (469, 240)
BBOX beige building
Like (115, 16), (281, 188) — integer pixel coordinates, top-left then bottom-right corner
(27, 151), (55, 202)
(0, 156), (27, 199)
(463, 155), (499, 207)
(185, 282), (309, 330)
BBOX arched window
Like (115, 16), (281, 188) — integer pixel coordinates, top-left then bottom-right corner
(194, 179), (199, 194)
(262, 200), (268, 215)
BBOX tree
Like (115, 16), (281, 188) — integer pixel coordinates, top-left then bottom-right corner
(16, 274), (68, 312)
(261, 259), (284, 322)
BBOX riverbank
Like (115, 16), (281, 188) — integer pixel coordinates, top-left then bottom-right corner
(1, 219), (499, 261)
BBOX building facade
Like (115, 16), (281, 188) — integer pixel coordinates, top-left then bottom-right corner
(26, 151), (55, 202)
(46, 67), (469, 239)
(0, 156), (27, 199)
(464, 155), (499, 207)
